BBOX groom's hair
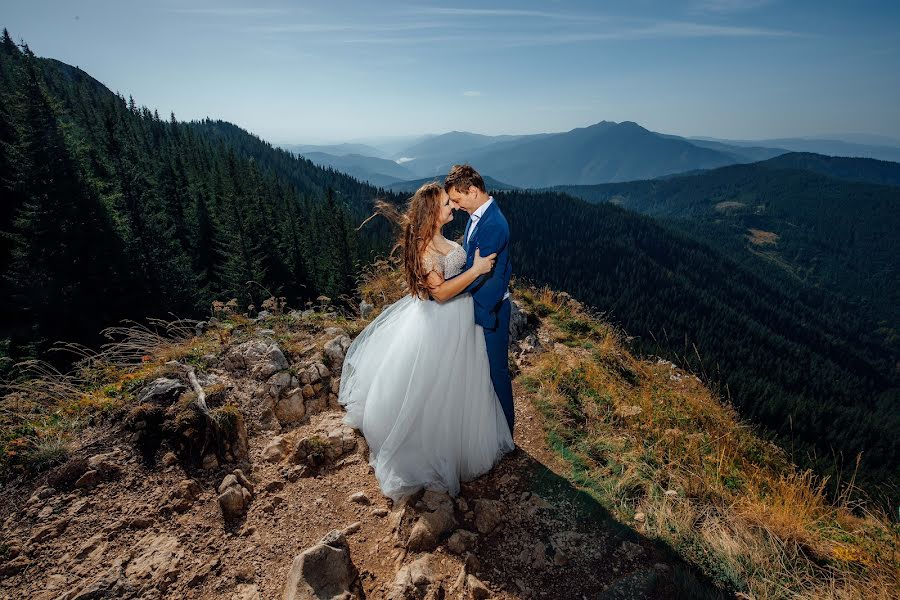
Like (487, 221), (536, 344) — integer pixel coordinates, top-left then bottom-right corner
(444, 164), (485, 194)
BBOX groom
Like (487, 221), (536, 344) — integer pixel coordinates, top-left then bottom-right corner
(444, 165), (515, 437)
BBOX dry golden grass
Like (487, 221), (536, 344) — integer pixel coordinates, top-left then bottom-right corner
(358, 256), (408, 313)
(0, 315), (221, 478)
(514, 284), (899, 599)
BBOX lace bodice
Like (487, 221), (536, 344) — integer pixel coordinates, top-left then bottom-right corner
(422, 241), (466, 278)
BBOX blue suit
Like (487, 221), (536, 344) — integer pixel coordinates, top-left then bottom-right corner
(462, 200), (514, 436)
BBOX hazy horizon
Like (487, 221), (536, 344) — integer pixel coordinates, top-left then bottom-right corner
(285, 124), (900, 149)
(5, 0), (900, 145)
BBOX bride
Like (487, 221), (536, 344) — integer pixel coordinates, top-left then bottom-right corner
(338, 182), (515, 502)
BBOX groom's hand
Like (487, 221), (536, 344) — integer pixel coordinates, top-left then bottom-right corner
(473, 247), (497, 275)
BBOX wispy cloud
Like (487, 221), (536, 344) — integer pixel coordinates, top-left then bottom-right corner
(242, 21), (445, 35)
(689, 0), (774, 13)
(638, 20), (802, 38)
(407, 7), (607, 21)
(334, 20), (806, 46)
(463, 91), (482, 97)
(167, 7), (292, 17)
(493, 20), (807, 47)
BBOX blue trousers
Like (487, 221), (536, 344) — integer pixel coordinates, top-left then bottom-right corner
(483, 298), (514, 436)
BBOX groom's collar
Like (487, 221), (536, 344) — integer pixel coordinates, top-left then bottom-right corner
(470, 195), (494, 221)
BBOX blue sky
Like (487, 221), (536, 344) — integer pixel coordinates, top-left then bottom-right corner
(4, 0), (900, 144)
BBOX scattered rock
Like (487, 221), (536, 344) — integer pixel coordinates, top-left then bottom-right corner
(168, 479), (202, 512)
(451, 562), (491, 600)
(324, 335), (352, 372)
(345, 521), (362, 534)
(291, 419), (358, 469)
(128, 515), (154, 529)
(262, 436), (289, 463)
(233, 582), (261, 600)
(275, 389), (306, 425)
(282, 465), (310, 482)
(509, 299), (533, 342)
(264, 480), (286, 493)
(187, 557), (220, 587)
(218, 469), (255, 521)
(525, 541), (548, 570)
(299, 362), (330, 385)
(389, 553), (437, 600)
(448, 529), (478, 554)
(75, 469), (102, 489)
(224, 340), (289, 380)
(235, 563), (255, 582)
(465, 574), (491, 600)
(267, 371), (297, 399)
(137, 377), (186, 405)
(349, 491), (371, 505)
(473, 499), (503, 534)
(47, 457), (90, 491)
(74, 532), (107, 562)
(523, 493), (552, 518)
(202, 453), (220, 470)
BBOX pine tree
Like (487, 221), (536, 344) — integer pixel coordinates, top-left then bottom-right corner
(4, 52), (124, 359)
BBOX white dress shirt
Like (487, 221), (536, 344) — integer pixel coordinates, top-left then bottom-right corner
(466, 196), (509, 301)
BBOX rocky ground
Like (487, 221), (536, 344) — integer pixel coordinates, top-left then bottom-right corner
(0, 308), (725, 599)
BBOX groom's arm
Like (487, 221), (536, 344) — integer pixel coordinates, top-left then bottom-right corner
(464, 225), (508, 297)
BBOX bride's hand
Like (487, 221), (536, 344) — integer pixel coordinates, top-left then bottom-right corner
(472, 247), (497, 275)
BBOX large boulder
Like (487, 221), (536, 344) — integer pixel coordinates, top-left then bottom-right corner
(281, 530), (362, 600)
(406, 491), (458, 552)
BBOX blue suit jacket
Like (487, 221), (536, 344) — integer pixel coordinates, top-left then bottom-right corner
(462, 200), (511, 331)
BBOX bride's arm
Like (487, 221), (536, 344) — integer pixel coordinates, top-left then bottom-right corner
(427, 248), (496, 303)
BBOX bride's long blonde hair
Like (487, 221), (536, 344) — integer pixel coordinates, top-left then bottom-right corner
(363, 182), (444, 300)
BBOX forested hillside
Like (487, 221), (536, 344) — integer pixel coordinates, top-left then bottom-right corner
(494, 191), (899, 499)
(553, 157), (900, 335)
(0, 32), (398, 372)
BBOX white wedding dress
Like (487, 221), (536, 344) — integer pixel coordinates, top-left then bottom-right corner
(338, 240), (515, 502)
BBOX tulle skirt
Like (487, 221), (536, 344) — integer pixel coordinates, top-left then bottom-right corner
(338, 292), (514, 502)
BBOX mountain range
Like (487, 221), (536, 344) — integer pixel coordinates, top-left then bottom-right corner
(280, 121), (900, 190)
